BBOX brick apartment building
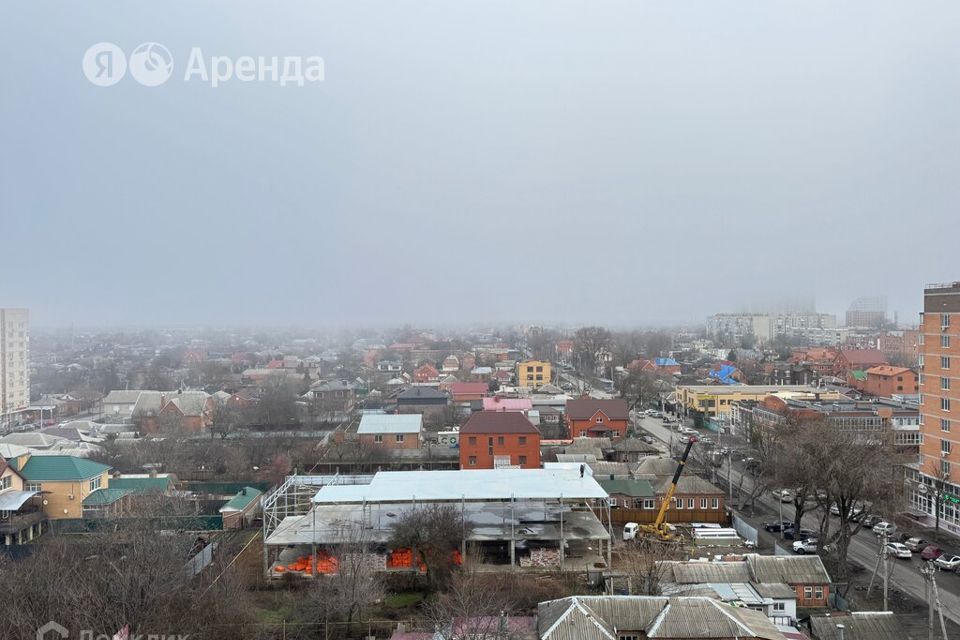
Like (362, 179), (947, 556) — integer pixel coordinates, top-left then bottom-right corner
(459, 411), (540, 469)
(859, 365), (919, 398)
(357, 413), (422, 450)
(911, 281), (960, 535)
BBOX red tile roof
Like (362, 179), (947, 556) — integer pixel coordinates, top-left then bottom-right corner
(838, 349), (889, 366)
(460, 411), (539, 434)
(865, 365), (913, 377)
(450, 382), (489, 395)
(566, 399), (630, 421)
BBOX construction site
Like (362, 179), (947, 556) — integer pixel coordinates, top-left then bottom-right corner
(260, 468), (614, 577)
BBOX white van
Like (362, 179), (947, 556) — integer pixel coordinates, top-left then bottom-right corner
(623, 522), (639, 541)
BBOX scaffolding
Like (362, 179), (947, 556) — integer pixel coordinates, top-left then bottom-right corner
(261, 472), (374, 541)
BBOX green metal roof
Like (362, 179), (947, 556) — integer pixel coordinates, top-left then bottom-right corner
(598, 478), (655, 498)
(219, 486), (263, 512)
(108, 475), (175, 493)
(17, 455), (111, 482)
(82, 488), (133, 506)
(850, 370), (868, 381)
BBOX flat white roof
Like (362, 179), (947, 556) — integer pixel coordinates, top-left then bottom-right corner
(312, 468), (608, 504)
(357, 413), (423, 435)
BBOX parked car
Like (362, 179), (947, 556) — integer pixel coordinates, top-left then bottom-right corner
(772, 489), (794, 503)
(640, 435), (655, 445)
(885, 542), (912, 559)
(830, 502), (865, 518)
(764, 520), (792, 533)
(793, 538), (822, 554)
(935, 555), (960, 571)
(873, 521), (896, 537)
(699, 437), (714, 445)
(860, 514), (882, 529)
(680, 436), (691, 444)
(921, 545), (944, 561)
(904, 537), (928, 551)
(623, 522), (639, 541)
(784, 527), (816, 541)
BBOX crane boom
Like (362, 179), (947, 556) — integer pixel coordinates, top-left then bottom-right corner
(641, 436), (697, 540)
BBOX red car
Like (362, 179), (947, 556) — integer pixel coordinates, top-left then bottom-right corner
(921, 545), (944, 561)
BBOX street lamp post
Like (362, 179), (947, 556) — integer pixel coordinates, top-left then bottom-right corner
(836, 623), (844, 640)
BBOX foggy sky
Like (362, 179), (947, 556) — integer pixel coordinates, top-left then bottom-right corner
(1, 1), (958, 328)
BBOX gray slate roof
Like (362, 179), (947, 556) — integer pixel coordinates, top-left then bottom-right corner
(809, 612), (906, 640)
(538, 596), (786, 640)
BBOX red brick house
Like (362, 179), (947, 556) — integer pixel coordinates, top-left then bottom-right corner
(832, 348), (888, 377)
(413, 364), (440, 383)
(459, 411), (540, 469)
(860, 365), (919, 398)
(450, 382), (488, 403)
(566, 398), (629, 439)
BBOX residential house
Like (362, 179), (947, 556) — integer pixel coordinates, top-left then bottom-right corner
(566, 399), (629, 439)
(459, 411), (540, 469)
(357, 414), (423, 450)
(629, 457), (726, 525)
(859, 365), (918, 398)
(450, 382), (489, 404)
(516, 360), (551, 388)
(156, 391), (214, 432)
(441, 355), (460, 373)
(11, 454), (115, 520)
(220, 486), (263, 529)
(395, 387), (450, 422)
(482, 397), (533, 413)
(658, 555), (832, 610)
(0, 456), (47, 545)
(305, 379), (357, 423)
(414, 364), (440, 383)
(597, 477), (656, 510)
(660, 582), (797, 627)
(376, 360), (403, 375)
(537, 595), (788, 640)
(832, 348), (889, 377)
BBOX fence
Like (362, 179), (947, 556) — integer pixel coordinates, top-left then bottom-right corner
(609, 508), (727, 526)
(730, 512), (758, 544)
(51, 515), (223, 534)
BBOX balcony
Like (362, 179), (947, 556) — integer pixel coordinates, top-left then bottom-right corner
(0, 506), (48, 534)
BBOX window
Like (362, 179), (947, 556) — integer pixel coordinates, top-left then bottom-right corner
(468, 436), (476, 445)
(687, 498), (695, 509)
(535, 366), (543, 372)
(643, 499), (655, 509)
(943, 460), (951, 476)
(596, 416), (603, 423)
(468, 456), (477, 466)
(943, 335), (952, 349)
(700, 498), (708, 509)
(518, 455), (527, 465)
(497, 436), (505, 445)
(374, 434), (383, 443)
(944, 440), (953, 455)
(395, 434), (405, 443)
(920, 373), (926, 385)
(943, 356), (951, 370)
(711, 498), (719, 509)
(943, 419), (951, 433)
(518, 436), (527, 445)
(26, 482), (41, 492)
(814, 586), (824, 599)
(773, 602), (785, 612)
(944, 377), (952, 391)
(943, 398), (952, 412)
(943, 313), (952, 329)
(619, 635), (640, 640)
(804, 586), (813, 599)
(674, 497), (683, 509)
(0, 476), (10, 490)
(89, 476), (102, 492)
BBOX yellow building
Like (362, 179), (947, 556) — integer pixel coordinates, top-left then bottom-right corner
(11, 454), (119, 520)
(516, 360), (551, 388)
(675, 384), (845, 420)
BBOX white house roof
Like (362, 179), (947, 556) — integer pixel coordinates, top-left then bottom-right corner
(0, 490), (38, 510)
(312, 468), (608, 504)
(357, 414), (423, 435)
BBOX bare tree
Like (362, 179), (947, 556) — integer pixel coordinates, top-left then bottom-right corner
(617, 537), (686, 595)
(391, 504), (471, 591)
(313, 525), (386, 628)
(573, 326), (612, 375)
(210, 398), (247, 439)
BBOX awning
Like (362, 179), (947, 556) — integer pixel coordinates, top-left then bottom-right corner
(0, 490), (38, 511)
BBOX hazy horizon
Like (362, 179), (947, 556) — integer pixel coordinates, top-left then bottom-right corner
(3, 1), (957, 328)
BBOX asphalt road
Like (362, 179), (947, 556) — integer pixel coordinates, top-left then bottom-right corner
(632, 413), (960, 625)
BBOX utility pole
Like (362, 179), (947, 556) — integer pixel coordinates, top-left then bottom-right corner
(920, 562), (950, 640)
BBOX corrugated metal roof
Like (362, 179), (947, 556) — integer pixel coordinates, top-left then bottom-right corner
(313, 468), (608, 504)
(566, 399), (629, 421)
(539, 596), (787, 640)
(747, 554), (832, 584)
(809, 612), (905, 640)
(659, 561), (753, 584)
(17, 455), (110, 481)
(357, 414), (423, 435)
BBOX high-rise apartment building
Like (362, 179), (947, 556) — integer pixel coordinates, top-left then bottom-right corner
(0, 308), (30, 421)
(845, 295), (887, 328)
(911, 283), (960, 534)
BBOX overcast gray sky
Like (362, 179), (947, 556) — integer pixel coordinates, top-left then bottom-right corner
(1, 1), (957, 328)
